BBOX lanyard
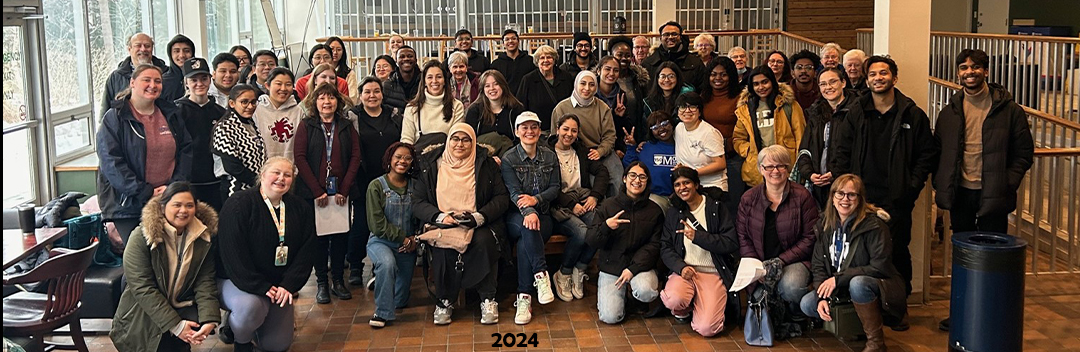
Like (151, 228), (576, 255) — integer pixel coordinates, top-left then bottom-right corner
(264, 197), (286, 244)
(321, 121), (335, 178)
(832, 225), (847, 269)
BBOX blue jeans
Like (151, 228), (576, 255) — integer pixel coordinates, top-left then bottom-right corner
(777, 263), (811, 305)
(366, 235), (417, 320)
(505, 211), (554, 293)
(556, 211), (597, 270)
(799, 275), (881, 318)
(602, 153), (624, 197)
(596, 270), (659, 324)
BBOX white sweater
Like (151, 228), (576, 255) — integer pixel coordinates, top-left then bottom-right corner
(400, 91), (465, 144)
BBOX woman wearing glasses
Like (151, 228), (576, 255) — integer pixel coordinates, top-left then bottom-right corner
(732, 66), (805, 188)
(213, 84), (266, 198)
(586, 161), (664, 325)
(736, 145), (819, 317)
(800, 174), (905, 352)
(623, 111), (677, 210)
(797, 67), (853, 209)
(673, 92), (727, 192)
(643, 62), (694, 117)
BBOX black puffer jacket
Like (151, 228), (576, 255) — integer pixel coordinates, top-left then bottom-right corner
(640, 37), (706, 88)
(810, 210), (906, 321)
(932, 83), (1034, 215)
(586, 192), (665, 276)
(661, 188), (739, 287)
(830, 88), (939, 211)
(100, 56), (169, 115)
(382, 71), (421, 112)
(797, 94), (855, 207)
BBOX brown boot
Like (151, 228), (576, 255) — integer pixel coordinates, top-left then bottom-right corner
(853, 299), (887, 352)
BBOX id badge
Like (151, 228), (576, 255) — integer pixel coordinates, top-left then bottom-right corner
(326, 176), (339, 195)
(274, 245), (288, 266)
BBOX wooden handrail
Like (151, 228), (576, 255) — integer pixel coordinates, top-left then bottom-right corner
(929, 77), (1080, 132)
(319, 29), (799, 44)
(856, 28), (1080, 43)
(1034, 147), (1080, 156)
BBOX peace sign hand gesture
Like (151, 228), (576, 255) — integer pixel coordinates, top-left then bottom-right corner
(614, 93), (627, 117)
(676, 219), (696, 241)
(623, 126), (636, 146)
(605, 210), (631, 230)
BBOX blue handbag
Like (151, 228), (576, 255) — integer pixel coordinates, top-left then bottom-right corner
(744, 289), (775, 346)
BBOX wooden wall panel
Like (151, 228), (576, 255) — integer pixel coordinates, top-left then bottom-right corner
(786, 0), (875, 50)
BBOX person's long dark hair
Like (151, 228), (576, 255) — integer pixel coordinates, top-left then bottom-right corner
(700, 57), (740, 101)
(646, 61), (684, 114)
(763, 50), (792, 82)
(227, 84), (259, 117)
(408, 60), (456, 122)
(474, 70), (523, 126)
(370, 55), (397, 78)
(325, 36), (352, 78)
(812, 67), (850, 122)
(745, 65), (780, 111)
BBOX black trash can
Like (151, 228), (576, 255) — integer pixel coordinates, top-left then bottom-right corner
(949, 232), (1027, 352)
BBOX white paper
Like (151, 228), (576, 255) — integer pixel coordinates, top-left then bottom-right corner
(729, 257), (766, 292)
(314, 198), (350, 236)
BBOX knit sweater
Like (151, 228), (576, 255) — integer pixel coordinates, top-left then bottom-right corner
(253, 94), (304, 160)
(400, 91), (466, 144)
(215, 188), (316, 294)
(551, 98), (617, 158)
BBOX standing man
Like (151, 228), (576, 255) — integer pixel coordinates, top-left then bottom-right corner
(642, 21), (705, 88)
(450, 29), (490, 73)
(844, 49), (869, 95)
(208, 53), (241, 109)
(161, 34), (195, 103)
(250, 50), (279, 93)
(933, 49), (1034, 332)
(788, 50), (821, 111)
(632, 36), (651, 65)
(831, 55), (939, 301)
(100, 33), (168, 114)
(174, 57), (227, 210)
(491, 28), (536, 92)
(382, 45), (420, 113)
(561, 32), (598, 76)
(727, 46), (749, 83)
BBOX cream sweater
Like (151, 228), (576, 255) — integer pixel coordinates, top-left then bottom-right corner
(400, 91), (466, 144)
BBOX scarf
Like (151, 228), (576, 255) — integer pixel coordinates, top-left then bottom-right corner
(436, 123), (477, 215)
(212, 110), (267, 178)
(571, 71), (598, 107)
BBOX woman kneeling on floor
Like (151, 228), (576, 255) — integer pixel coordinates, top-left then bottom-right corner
(366, 142), (420, 328)
(800, 174), (906, 352)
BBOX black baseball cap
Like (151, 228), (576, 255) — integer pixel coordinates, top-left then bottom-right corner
(182, 58), (211, 79)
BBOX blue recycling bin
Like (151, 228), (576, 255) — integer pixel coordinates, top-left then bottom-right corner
(949, 232), (1027, 352)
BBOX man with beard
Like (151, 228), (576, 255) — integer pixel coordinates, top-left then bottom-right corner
(382, 46), (420, 113)
(491, 28), (536, 92)
(788, 50), (821, 112)
(450, 29), (490, 73)
(608, 36), (649, 145)
(727, 46), (749, 84)
(632, 36), (650, 65)
(844, 49), (869, 95)
(831, 56), (939, 308)
(561, 32), (598, 76)
(100, 33), (168, 114)
(932, 49), (1033, 332)
(641, 21), (705, 88)
(161, 34), (195, 103)
(208, 53), (240, 108)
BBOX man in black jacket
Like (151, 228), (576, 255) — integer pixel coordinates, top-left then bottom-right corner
(161, 34), (195, 103)
(641, 21), (705, 88)
(491, 29), (535, 92)
(831, 55), (939, 297)
(381, 46), (420, 113)
(449, 29), (489, 73)
(100, 32), (168, 115)
(560, 32), (598, 76)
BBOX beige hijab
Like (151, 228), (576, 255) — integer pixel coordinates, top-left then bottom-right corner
(436, 123), (477, 214)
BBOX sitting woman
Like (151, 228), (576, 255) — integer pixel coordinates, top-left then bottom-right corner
(111, 182), (219, 352)
(548, 114), (610, 303)
(622, 111), (677, 210)
(366, 142), (420, 328)
(800, 174), (906, 352)
(447, 51), (481, 109)
(736, 145), (819, 317)
(464, 70), (523, 158)
(659, 168), (739, 337)
(586, 161), (665, 324)
(412, 123), (510, 326)
(216, 157), (316, 352)
(400, 60), (466, 148)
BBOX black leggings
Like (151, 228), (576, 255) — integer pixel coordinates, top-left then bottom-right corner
(315, 233), (348, 283)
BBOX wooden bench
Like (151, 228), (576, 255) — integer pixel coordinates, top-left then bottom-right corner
(545, 234), (568, 255)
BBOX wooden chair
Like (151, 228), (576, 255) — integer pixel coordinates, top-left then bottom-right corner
(3, 242), (98, 352)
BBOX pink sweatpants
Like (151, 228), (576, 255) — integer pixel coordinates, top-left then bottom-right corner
(660, 271), (728, 337)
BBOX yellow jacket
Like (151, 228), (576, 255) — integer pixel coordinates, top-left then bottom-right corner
(732, 83), (805, 187)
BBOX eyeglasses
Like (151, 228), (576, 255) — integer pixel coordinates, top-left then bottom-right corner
(660, 32), (681, 38)
(449, 136), (473, 144)
(649, 120), (671, 130)
(678, 105), (699, 112)
(767, 59), (786, 65)
(794, 64), (815, 71)
(234, 99), (257, 106)
(818, 79), (842, 88)
(575, 43), (592, 49)
(626, 172), (649, 181)
(761, 164), (788, 172)
(658, 74), (677, 81)
(833, 191), (859, 201)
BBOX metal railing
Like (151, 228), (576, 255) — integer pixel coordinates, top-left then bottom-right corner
(928, 77), (1080, 277)
(858, 28), (1079, 123)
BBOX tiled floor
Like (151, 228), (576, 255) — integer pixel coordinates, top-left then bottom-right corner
(74, 264), (1080, 352)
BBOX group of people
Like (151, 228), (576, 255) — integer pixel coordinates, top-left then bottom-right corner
(97, 21), (1033, 352)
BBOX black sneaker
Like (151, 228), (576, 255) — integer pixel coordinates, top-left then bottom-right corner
(674, 313), (691, 324)
(370, 315), (388, 328)
(218, 321), (234, 344)
(316, 283), (331, 304)
(233, 342), (254, 352)
(939, 317), (950, 331)
(367, 276), (376, 290)
(348, 269), (363, 286)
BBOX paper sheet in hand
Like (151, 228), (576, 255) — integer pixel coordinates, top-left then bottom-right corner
(729, 257), (766, 292)
(314, 198), (350, 236)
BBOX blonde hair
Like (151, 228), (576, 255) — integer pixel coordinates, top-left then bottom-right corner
(757, 144), (792, 168)
(693, 33), (715, 48)
(533, 45), (559, 66)
(820, 43), (844, 58)
(305, 63), (338, 96)
(255, 156), (297, 187)
(822, 174), (885, 235)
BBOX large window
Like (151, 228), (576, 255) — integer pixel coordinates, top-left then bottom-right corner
(87, 0), (145, 118)
(43, 0), (91, 114)
(206, 0), (238, 56)
(3, 26), (37, 207)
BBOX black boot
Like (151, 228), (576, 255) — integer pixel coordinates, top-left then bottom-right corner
(218, 320), (234, 344)
(332, 280), (352, 299)
(316, 283), (331, 304)
(233, 342), (254, 352)
(348, 267), (363, 286)
(938, 317), (950, 331)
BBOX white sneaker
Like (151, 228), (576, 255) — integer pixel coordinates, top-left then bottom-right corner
(534, 271), (555, 304)
(433, 299), (453, 325)
(480, 299), (499, 325)
(514, 294), (533, 325)
(571, 267), (589, 300)
(553, 271), (573, 302)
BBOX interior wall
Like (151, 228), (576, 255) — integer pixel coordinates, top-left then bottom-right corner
(785, 0), (874, 50)
(977, 0), (1010, 33)
(931, 0), (972, 33)
(1009, 0), (1080, 36)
